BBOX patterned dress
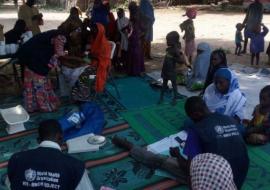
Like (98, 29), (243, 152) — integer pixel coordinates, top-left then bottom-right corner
(23, 34), (66, 112)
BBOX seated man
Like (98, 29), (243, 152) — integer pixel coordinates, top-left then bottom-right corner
(8, 119), (94, 190)
(112, 96), (249, 189)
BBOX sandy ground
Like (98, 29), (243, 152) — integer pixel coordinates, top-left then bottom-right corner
(0, 8), (270, 88)
(0, 7), (270, 71)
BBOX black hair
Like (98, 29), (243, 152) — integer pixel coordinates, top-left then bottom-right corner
(210, 49), (227, 67)
(261, 85), (270, 97)
(166, 31), (180, 47)
(185, 96), (208, 116)
(13, 19), (26, 33)
(128, 1), (138, 22)
(117, 8), (124, 15)
(26, 0), (36, 7)
(38, 119), (62, 141)
(70, 7), (79, 16)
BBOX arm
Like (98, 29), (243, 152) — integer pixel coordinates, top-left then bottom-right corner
(183, 128), (202, 160)
(59, 56), (88, 68)
(262, 24), (269, 37)
(242, 6), (250, 25)
(75, 170), (95, 190)
(7, 155), (17, 188)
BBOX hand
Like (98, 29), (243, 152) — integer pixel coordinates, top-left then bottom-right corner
(169, 147), (181, 158)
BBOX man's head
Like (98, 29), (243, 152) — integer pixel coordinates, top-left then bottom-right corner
(37, 119), (63, 145)
(185, 96), (210, 122)
(26, 0), (36, 7)
(260, 85), (270, 110)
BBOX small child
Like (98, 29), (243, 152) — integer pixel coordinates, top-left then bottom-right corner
(180, 8), (197, 63)
(246, 85), (270, 145)
(235, 23), (244, 56)
(246, 23), (269, 65)
(115, 8), (130, 72)
(267, 42), (270, 65)
(159, 31), (185, 105)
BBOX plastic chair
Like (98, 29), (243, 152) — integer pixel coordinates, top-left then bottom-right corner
(107, 41), (120, 98)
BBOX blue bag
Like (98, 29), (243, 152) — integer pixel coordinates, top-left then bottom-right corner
(58, 102), (105, 141)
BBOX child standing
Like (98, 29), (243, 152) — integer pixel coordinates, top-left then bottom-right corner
(246, 85), (270, 145)
(246, 23), (269, 65)
(116, 8), (130, 71)
(180, 8), (197, 63)
(159, 31), (185, 105)
(235, 23), (244, 56)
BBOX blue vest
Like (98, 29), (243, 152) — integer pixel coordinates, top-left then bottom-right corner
(8, 147), (85, 190)
(194, 113), (249, 189)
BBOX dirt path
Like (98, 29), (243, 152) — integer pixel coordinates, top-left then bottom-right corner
(1, 7), (270, 71)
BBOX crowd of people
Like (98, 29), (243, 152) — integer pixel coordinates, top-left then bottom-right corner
(1, 0), (270, 189)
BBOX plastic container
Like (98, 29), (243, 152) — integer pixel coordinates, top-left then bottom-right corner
(0, 105), (30, 134)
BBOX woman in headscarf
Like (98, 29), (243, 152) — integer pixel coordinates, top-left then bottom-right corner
(127, 1), (145, 76)
(139, 0), (155, 59)
(71, 23), (111, 101)
(58, 7), (83, 56)
(203, 49), (228, 92)
(18, 0), (41, 35)
(186, 42), (211, 90)
(203, 68), (246, 122)
(4, 19), (27, 44)
(90, 0), (109, 27)
(190, 153), (237, 190)
(17, 30), (67, 112)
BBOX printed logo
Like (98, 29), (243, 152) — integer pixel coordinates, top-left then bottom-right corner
(215, 125), (225, 135)
(25, 169), (36, 182)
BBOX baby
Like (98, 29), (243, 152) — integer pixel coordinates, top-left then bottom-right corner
(235, 23), (244, 56)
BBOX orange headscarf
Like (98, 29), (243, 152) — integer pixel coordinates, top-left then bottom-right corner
(91, 23), (111, 93)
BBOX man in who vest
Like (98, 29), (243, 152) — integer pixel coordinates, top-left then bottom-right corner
(8, 119), (94, 190)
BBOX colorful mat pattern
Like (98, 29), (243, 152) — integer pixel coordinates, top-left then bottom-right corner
(0, 77), (270, 190)
(106, 76), (183, 110)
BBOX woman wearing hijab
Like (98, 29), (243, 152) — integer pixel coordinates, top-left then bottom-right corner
(186, 42), (211, 90)
(190, 153), (237, 190)
(127, 1), (145, 76)
(139, 0), (155, 59)
(90, 0), (109, 27)
(17, 30), (67, 112)
(203, 68), (246, 121)
(58, 7), (83, 56)
(4, 19), (27, 44)
(71, 23), (111, 101)
(18, 0), (41, 35)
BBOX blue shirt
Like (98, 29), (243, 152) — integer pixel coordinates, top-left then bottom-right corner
(183, 113), (249, 189)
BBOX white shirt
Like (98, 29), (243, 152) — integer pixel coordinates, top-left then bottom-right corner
(40, 141), (95, 190)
